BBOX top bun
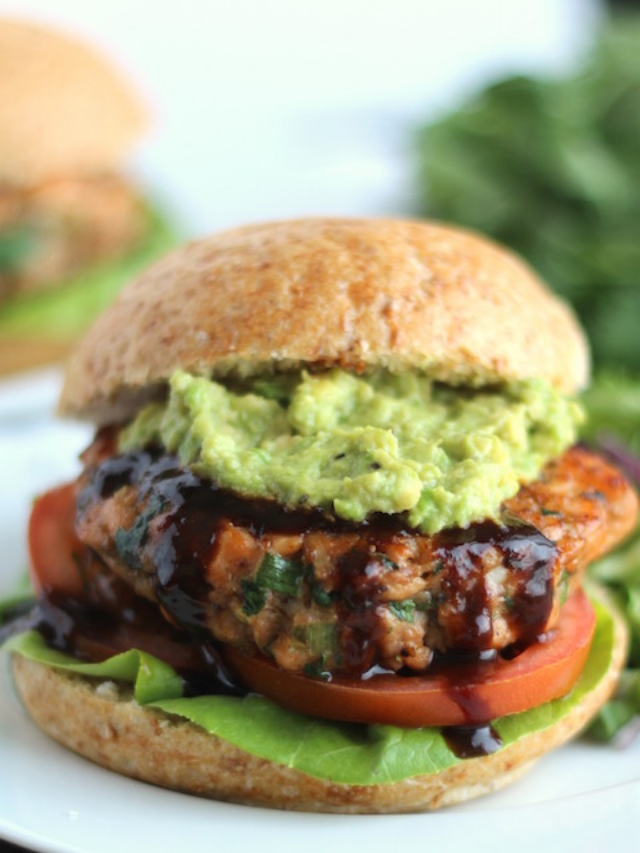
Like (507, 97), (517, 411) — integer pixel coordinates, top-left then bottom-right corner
(60, 218), (589, 424)
(0, 18), (146, 184)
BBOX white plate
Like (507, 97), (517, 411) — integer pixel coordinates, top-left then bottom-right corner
(1, 385), (639, 853)
(0, 367), (63, 426)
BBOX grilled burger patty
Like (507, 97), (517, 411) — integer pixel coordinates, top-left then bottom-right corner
(74, 438), (638, 677)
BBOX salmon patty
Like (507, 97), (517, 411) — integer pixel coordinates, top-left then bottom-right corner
(75, 442), (638, 677)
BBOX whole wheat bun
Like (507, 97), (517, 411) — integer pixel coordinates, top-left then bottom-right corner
(0, 18), (146, 184)
(10, 594), (627, 813)
(59, 217), (589, 425)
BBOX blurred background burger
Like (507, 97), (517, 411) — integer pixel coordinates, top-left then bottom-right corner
(0, 18), (174, 376)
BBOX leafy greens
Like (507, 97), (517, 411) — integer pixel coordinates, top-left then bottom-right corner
(415, 15), (640, 372)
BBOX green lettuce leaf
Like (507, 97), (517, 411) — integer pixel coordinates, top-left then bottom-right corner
(0, 202), (176, 341)
(3, 598), (617, 786)
(4, 630), (183, 705)
(581, 372), (640, 456)
(579, 373), (640, 739)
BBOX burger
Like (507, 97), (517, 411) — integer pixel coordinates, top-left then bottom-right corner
(0, 17), (174, 375)
(2, 218), (637, 812)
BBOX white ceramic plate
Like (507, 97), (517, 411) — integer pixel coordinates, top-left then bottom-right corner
(1, 378), (639, 853)
(0, 368), (63, 425)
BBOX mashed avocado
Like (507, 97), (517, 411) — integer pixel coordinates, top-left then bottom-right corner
(120, 369), (583, 534)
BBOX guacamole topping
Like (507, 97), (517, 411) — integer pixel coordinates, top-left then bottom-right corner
(120, 369), (583, 534)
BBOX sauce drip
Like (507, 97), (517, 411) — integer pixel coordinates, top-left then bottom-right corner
(334, 549), (391, 673)
(443, 724), (503, 759)
(20, 540), (246, 698)
(80, 449), (411, 663)
(435, 520), (557, 651)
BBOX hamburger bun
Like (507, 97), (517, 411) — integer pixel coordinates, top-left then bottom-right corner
(59, 217), (589, 424)
(10, 591), (627, 813)
(0, 18), (146, 185)
(10, 217), (631, 815)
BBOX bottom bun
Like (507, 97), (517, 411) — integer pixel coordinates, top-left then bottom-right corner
(0, 338), (73, 376)
(11, 600), (627, 814)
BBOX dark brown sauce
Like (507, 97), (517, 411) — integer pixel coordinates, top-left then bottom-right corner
(434, 519), (557, 652)
(0, 599), (41, 644)
(80, 449), (414, 670)
(443, 724), (503, 758)
(30, 545), (246, 698)
(428, 648), (508, 725)
(82, 448), (340, 535)
(334, 548), (391, 673)
(82, 451), (348, 641)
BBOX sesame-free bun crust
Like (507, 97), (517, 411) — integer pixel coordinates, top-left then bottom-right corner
(10, 596), (626, 813)
(60, 218), (589, 424)
(0, 18), (146, 184)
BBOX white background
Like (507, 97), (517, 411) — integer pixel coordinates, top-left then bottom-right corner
(1, 0), (600, 234)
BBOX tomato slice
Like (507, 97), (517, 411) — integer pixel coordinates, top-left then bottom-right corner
(225, 591), (596, 727)
(28, 482), (86, 597)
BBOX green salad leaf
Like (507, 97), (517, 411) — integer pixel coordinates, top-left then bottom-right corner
(414, 14), (640, 372)
(589, 530), (640, 739)
(580, 374), (640, 740)
(4, 630), (183, 706)
(3, 598), (617, 786)
(581, 372), (640, 456)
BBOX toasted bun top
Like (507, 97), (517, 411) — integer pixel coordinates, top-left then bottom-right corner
(60, 217), (589, 423)
(0, 18), (146, 184)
